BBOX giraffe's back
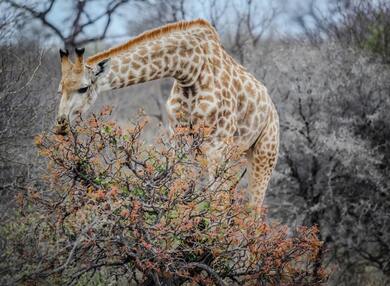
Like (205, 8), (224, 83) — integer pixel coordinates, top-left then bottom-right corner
(166, 23), (278, 152)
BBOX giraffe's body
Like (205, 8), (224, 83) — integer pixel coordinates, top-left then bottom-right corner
(56, 19), (279, 206)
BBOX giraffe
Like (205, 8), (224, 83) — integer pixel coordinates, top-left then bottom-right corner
(55, 19), (279, 207)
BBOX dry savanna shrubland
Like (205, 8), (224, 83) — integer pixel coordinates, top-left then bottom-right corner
(1, 0), (390, 285)
(1, 111), (327, 285)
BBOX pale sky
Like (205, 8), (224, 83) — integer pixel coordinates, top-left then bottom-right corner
(5, 0), (331, 45)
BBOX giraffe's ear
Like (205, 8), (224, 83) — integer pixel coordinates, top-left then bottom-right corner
(94, 58), (110, 78)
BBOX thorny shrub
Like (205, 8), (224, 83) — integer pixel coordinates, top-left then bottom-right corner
(0, 107), (328, 285)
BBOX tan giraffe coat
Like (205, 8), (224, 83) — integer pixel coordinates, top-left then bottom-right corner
(57, 19), (279, 206)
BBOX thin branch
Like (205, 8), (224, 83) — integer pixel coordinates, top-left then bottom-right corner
(2, 49), (45, 97)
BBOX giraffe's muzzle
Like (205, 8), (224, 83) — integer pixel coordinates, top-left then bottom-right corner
(54, 116), (69, 136)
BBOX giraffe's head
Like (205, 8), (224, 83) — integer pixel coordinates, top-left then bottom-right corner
(55, 48), (108, 135)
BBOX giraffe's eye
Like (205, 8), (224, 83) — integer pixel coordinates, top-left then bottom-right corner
(77, 86), (89, 94)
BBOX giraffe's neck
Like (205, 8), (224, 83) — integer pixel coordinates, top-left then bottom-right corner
(95, 34), (206, 92)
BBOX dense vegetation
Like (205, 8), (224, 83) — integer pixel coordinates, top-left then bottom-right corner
(1, 112), (327, 285)
(1, 0), (389, 285)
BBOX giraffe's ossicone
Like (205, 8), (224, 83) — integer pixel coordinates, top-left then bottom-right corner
(55, 19), (279, 207)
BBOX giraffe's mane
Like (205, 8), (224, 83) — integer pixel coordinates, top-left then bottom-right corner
(86, 19), (216, 65)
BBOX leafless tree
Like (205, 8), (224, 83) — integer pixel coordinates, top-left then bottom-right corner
(0, 2), (25, 42)
(294, 0), (390, 62)
(3, 0), (138, 48)
(0, 43), (59, 219)
(245, 41), (390, 285)
(228, 0), (279, 62)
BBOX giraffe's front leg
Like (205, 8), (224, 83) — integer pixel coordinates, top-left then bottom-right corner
(203, 138), (235, 191)
(205, 142), (224, 177)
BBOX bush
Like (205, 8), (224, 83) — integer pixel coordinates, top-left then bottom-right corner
(0, 109), (327, 285)
(248, 42), (390, 284)
(298, 0), (390, 63)
(0, 43), (58, 212)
